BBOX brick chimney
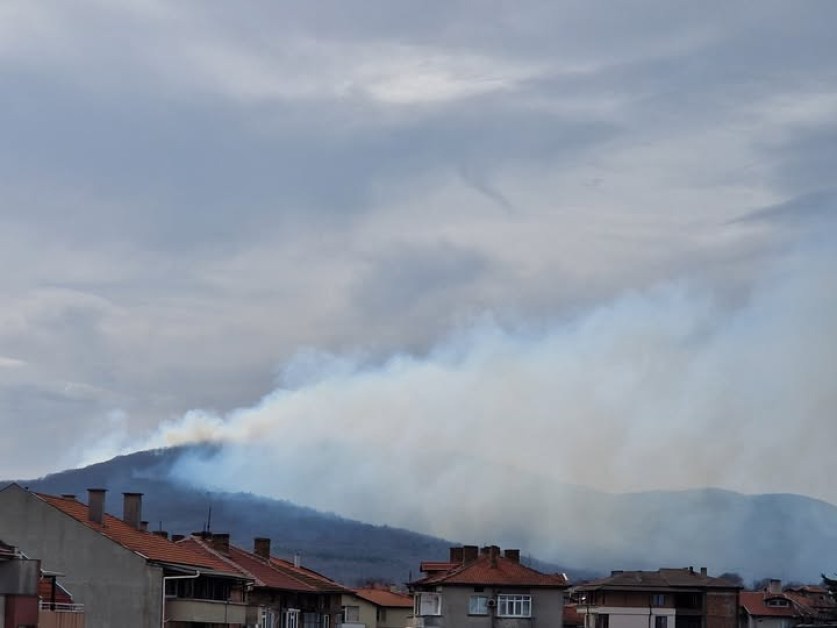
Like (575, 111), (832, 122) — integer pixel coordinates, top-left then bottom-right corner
(140, 521), (149, 532)
(254, 537), (271, 559)
(209, 533), (230, 554)
(463, 545), (479, 562)
(504, 549), (520, 563)
(122, 492), (143, 529)
(450, 547), (464, 563)
(700, 567), (707, 576)
(768, 579), (782, 594)
(87, 488), (106, 525)
(489, 546), (499, 567)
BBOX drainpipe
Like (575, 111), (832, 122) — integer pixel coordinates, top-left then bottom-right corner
(161, 569), (201, 627)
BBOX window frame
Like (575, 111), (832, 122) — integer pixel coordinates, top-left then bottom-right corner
(497, 594), (532, 618)
(469, 595), (490, 615)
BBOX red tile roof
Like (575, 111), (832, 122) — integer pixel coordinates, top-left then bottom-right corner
(38, 577), (74, 605)
(740, 592), (797, 618)
(354, 588), (413, 608)
(176, 535), (347, 593)
(268, 556), (347, 593)
(413, 552), (568, 588)
(36, 493), (240, 575)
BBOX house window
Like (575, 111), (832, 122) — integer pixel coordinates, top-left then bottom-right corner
(377, 608), (387, 622)
(497, 594), (531, 617)
(656, 616), (668, 628)
(322, 615), (330, 628)
(302, 612), (320, 628)
(469, 595), (489, 615)
(652, 594), (666, 607)
(415, 592), (442, 616)
(596, 614), (610, 628)
(284, 609), (300, 628)
(343, 606), (361, 622)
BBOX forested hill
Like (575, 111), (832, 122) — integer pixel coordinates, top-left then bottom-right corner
(7, 446), (582, 584)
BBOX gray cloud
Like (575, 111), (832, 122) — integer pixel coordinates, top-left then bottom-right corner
(1, 0), (836, 537)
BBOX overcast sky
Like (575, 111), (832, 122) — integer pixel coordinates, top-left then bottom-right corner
(2, 1), (836, 517)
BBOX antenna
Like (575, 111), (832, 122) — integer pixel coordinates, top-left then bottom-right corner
(206, 504), (212, 534)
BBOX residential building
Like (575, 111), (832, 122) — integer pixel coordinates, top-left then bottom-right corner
(0, 484), (250, 628)
(740, 580), (796, 628)
(340, 586), (413, 628)
(178, 532), (347, 628)
(408, 545), (569, 627)
(575, 568), (740, 628)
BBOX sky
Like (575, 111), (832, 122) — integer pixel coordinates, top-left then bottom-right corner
(1, 1), (836, 526)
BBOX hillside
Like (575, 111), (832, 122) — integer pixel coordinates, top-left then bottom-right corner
(6, 446), (582, 584)
(9, 446), (837, 584)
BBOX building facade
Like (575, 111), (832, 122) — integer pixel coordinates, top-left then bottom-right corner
(575, 568), (740, 628)
(408, 545), (569, 628)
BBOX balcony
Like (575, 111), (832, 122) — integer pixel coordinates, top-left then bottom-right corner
(165, 598), (248, 624)
(39, 602), (86, 628)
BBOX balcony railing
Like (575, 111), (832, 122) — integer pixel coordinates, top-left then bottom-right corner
(39, 601), (85, 613)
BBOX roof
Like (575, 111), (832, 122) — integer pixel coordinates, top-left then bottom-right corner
(412, 551), (568, 588)
(576, 568), (740, 592)
(740, 592), (796, 617)
(179, 536), (320, 592)
(268, 556), (348, 593)
(35, 493), (241, 575)
(39, 577), (74, 605)
(354, 588), (413, 608)
(178, 535), (347, 594)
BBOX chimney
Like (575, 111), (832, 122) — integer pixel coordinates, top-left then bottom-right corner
(504, 549), (520, 563)
(700, 567), (708, 576)
(153, 531), (169, 540)
(463, 545), (479, 562)
(490, 548), (498, 567)
(87, 488), (106, 525)
(140, 521), (149, 532)
(450, 547), (464, 563)
(293, 553), (301, 569)
(768, 579), (782, 594)
(254, 537), (271, 559)
(122, 492), (143, 529)
(172, 534), (184, 543)
(209, 533), (230, 554)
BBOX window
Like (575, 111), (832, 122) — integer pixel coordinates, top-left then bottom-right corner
(656, 616), (668, 628)
(497, 594), (531, 618)
(652, 594), (666, 607)
(377, 608), (387, 622)
(284, 609), (300, 628)
(302, 612), (320, 628)
(343, 606), (360, 622)
(414, 592), (442, 616)
(322, 615), (329, 628)
(469, 595), (489, 615)
(596, 614), (610, 628)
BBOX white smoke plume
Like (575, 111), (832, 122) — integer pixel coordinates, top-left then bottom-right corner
(119, 223), (837, 568)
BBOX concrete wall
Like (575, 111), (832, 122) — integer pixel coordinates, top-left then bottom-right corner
(0, 558), (39, 595)
(379, 606), (411, 628)
(341, 593), (377, 627)
(0, 484), (163, 628)
(412, 586), (565, 628)
(166, 598), (247, 624)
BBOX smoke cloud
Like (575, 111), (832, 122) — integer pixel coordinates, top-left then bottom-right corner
(110, 218), (837, 572)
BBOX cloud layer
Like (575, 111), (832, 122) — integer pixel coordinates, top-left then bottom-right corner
(1, 0), (836, 541)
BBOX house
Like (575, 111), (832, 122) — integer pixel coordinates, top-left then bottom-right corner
(408, 545), (569, 627)
(177, 532), (348, 628)
(740, 580), (797, 628)
(0, 484), (251, 628)
(340, 586), (413, 628)
(574, 567), (740, 628)
(740, 580), (837, 628)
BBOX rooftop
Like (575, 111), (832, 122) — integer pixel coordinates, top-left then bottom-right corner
(576, 568), (741, 591)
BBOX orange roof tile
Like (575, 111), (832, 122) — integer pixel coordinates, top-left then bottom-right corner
(413, 553), (568, 588)
(740, 592), (797, 618)
(354, 588), (413, 608)
(268, 556), (348, 593)
(178, 536), (318, 592)
(36, 493), (240, 575)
